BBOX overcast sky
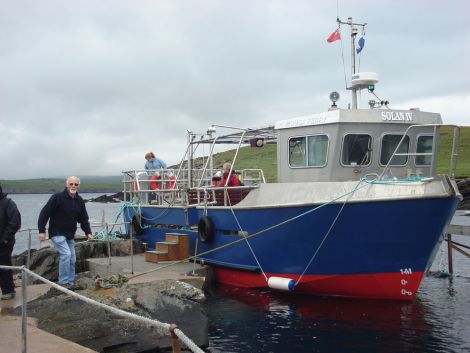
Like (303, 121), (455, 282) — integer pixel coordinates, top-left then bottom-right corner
(1, 0), (469, 180)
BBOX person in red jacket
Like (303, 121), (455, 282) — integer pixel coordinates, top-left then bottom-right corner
(218, 162), (242, 187)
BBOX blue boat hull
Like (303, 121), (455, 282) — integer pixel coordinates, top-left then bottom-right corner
(124, 195), (460, 300)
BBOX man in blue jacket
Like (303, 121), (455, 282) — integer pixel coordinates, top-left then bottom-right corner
(38, 176), (92, 288)
(0, 183), (21, 300)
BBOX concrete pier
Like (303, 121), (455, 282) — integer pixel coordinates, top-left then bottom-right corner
(0, 254), (204, 353)
(0, 284), (98, 353)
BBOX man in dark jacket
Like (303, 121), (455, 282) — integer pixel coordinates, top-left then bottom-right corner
(0, 183), (21, 300)
(37, 176), (92, 288)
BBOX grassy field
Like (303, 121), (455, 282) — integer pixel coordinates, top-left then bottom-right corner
(2, 126), (469, 193)
(438, 126), (470, 177)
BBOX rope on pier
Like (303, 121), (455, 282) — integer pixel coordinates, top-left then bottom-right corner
(0, 265), (205, 353)
(92, 230), (123, 241)
(94, 273), (129, 289)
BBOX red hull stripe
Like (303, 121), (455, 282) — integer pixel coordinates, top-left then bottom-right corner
(214, 268), (424, 300)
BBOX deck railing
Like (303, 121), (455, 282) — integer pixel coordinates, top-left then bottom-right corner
(122, 168), (265, 206)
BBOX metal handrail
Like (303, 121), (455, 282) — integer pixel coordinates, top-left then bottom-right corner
(122, 167), (266, 207)
(0, 265), (204, 353)
(379, 124), (460, 180)
(16, 220), (131, 271)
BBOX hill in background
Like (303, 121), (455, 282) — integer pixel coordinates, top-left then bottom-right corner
(1, 176), (122, 194)
(1, 126), (469, 194)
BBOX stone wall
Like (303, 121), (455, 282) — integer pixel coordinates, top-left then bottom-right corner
(12, 239), (144, 283)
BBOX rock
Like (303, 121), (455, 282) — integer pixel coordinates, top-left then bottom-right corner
(12, 239), (144, 283)
(457, 178), (470, 210)
(11, 238), (209, 351)
(14, 274), (208, 352)
(12, 247), (60, 282)
(86, 192), (124, 203)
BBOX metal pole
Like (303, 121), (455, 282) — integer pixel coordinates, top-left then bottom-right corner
(447, 233), (453, 275)
(350, 18), (358, 109)
(170, 324), (181, 353)
(130, 223), (134, 275)
(106, 222), (111, 266)
(349, 17), (356, 76)
(450, 126), (460, 178)
(21, 267), (28, 353)
(27, 229), (32, 270)
(337, 16), (366, 110)
(430, 126), (438, 178)
(188, 132), (193, 188)
(192, 238), (199, 276)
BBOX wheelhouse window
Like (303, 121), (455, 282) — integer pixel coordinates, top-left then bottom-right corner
(289, 137), (306, 167)
(380, 134), (410, 166)
(289, 135), (328, 167)
(341, 134), (372, 166)
(416, 135), (434, 166)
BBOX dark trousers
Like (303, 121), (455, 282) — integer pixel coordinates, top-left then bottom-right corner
(0, 241), (15, 294)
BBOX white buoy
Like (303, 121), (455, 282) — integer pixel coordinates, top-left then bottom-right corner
(267, 276), (295, 291)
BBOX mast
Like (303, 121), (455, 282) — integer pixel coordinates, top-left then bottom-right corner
(337, 17), (367, 109)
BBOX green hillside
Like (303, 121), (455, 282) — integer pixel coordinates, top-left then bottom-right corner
(211, 126), (470, 180)
(2, 126), (469, 193)
(438, 126), (470, 177)
(0, 176), (122, 194)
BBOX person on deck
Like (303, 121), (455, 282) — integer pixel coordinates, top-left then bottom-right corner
(144, 152), (167, 201)
(218, 162), (242, 187)
(212, 171), (222, 186)
(0, 183), (21, 300)
(144, 152), (167, 175)
(37, 176), (93, 289)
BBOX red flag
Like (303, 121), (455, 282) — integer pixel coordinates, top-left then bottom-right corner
(327, 28), (341, 43)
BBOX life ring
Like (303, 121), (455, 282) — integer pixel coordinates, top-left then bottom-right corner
(131, 215), (143, 236)
(150, 175), (160, 190)
(198, 216), (215, 243)
(167, 175), (177, 190)
(131, 180), (140, 191)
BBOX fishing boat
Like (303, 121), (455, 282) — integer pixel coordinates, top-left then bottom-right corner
(121, 18), (462, 300)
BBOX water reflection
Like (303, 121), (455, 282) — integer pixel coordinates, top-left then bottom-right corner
(205, 280), (469, 353)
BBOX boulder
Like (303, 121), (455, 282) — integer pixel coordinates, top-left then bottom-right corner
(12, 239), (144, 283)
(86, 192), (124, 203)
(457, 178), (470, 210)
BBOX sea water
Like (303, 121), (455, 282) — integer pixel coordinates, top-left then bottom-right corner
(8, 194), (470, 353)
(9, 193), (123, 255)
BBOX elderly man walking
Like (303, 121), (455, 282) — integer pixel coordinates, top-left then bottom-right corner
(38, 176), (93, 288)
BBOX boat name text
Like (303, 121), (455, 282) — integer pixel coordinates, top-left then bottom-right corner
(381, 111), (413, 122)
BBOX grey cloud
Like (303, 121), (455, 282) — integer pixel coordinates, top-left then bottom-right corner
(0, 0), (469, 179)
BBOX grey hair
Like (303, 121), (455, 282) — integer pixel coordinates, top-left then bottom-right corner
(65, 176), (81, 185)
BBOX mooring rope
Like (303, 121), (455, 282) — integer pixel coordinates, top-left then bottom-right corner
(295, 178), (366, 286)
(92, 230), (122, 241)
(130, 178), (376, 281)
(128, 176), (435, 286)
(226, 188), (269, 282)
(95, 273), (129, 289)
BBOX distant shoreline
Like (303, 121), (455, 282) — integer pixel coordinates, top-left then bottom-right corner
(0, 176), (122, 195)
(8, 191), (120, 195)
